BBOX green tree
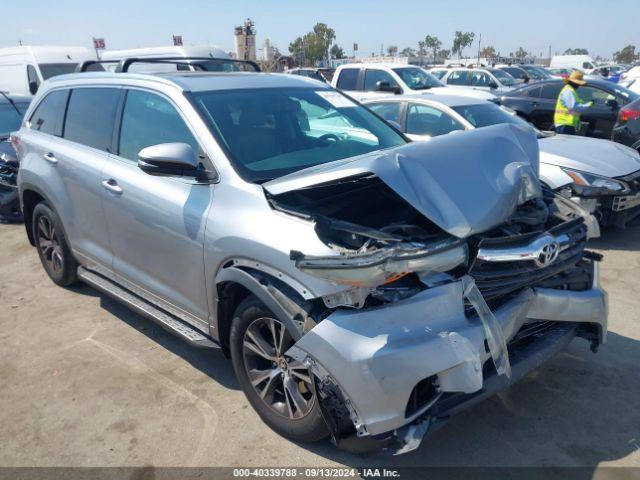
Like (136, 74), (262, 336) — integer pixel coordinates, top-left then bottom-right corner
(513, 47), (529, 60)
(330, 44), (345, 59)
(386, 45), (398, 56)
(401, 47), (416, 57)
(452, 31), (475, 59)
(613, 45), (638, 64)
(312, 22), (336, 61)
(424, 35), (442, 64)
(288, 23), (336, 66)
(564, 48), (589, 55)
(438, 48), (451, 61)
(417, 40), (427, 62)
(480, 45), (497, 59)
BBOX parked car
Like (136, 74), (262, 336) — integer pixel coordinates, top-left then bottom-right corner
(364, 95), (640, 228)
(331, 63), (497, 101)
(619, 65), (640, 90)
(612, 97), (640, 153)
(428, 67), (449, 79)
(15, 61), (607, 454)
(285, 67), (334, 83)
(495, 65), (531, 84)
(550, 55), (598, 74)
(0, 46), (100, 96)
(499, 79), (640, 139)
(440, 67), (519, 94)
(518, 65), (552, 81)
(0, 93), (30, 221)
(547, 68), (573, 79)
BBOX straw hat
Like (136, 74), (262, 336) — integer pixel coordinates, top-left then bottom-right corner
(564, 70), (587, 85)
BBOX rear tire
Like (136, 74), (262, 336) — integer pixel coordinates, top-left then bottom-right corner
(32, 202), (78, 287)
(230, 295), (329, 443)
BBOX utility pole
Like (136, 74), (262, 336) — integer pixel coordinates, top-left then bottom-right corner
(477, 33), (482, 67)
(18, 39), (22, 46)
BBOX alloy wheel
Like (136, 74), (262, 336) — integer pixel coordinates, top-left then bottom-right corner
(37, 215), (64, 274)
(242, 317), (315, 419)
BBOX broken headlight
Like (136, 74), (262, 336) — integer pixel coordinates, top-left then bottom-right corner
(562, 168), (630, 196)
(291, 240), (468, 288)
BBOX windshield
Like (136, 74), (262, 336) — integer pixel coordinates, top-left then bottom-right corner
(452, 102), (541, 135)
(489, 69), (518, 86)
(192, 87), (407, 182)
(521, 66), (550, 79)
(38, 63), (77, 79)
(502, 67), (528, 80)
(393, 67), (444, 90)
(0, 102), (29, 138)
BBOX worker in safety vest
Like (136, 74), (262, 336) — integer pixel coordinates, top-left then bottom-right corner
(554, 70), (593, 135)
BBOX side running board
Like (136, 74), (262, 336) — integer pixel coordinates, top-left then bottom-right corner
(78, 267), (219, 349)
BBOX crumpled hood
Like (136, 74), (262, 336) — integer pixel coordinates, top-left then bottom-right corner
(539, 135), (640, 177)
(264, 124), (541, 238)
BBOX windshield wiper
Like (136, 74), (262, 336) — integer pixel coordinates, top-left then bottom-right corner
(0, 91), (23, 117)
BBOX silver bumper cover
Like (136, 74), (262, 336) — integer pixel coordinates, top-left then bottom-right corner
(289, 262), (607, 439)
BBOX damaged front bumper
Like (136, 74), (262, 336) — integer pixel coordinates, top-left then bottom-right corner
(287, 260), (607, 454)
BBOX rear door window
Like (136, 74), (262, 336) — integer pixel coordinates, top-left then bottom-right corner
(335, 68), (360, 90)
(63, 88), (121, 151)
(29, 89), (67, 135)
(118, 89), (199, 162)
(446, 70), (470, 85)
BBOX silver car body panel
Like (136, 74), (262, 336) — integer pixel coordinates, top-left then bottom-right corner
(288, 263), (607, 437)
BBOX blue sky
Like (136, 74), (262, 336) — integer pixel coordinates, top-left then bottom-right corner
(2, 0), (638, 59)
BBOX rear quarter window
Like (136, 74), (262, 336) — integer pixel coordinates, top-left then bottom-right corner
(540, 83), (563, 99)
(336, 68), (359, 90)
(29, 89), (68, 136)
(63, 88), (121, 152)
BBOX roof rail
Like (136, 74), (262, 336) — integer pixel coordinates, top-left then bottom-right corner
(75, 60), (120, 73)
(114, 56), (261, 73)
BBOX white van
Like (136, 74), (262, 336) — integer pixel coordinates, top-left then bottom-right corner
(100, 45), (230, 72)
(0, 46), (97, 96)
(550, 55), (598, 74)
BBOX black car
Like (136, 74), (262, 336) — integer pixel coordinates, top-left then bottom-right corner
(612, 97), (640, 152)
(499, 79), (640, 139)
(0, 93), (30, 222)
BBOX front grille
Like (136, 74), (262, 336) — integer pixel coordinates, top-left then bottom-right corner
(616, 169), (640, 193)
(469, 219), (587, 306)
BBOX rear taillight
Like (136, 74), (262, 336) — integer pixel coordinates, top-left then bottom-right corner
(619, 108), (640, 124)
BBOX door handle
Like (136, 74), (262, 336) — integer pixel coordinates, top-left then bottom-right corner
(43, 152), (58, 164)
(101, 179), (123, 195)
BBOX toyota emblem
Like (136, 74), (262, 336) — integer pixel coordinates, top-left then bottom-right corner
(535, 240), (560, 267)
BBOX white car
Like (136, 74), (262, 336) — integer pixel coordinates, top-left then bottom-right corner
(331, 63), (497, 102)
(364, 95), (640, 229)
(440, 67), (519, 95)
(0, 46), (98, 96)
(620, 66), (640, 93)
(550, 55), (599, 74)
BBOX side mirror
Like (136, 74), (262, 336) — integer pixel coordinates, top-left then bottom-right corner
(375, 81), (402, 94)
(28, 81), (39, 95)
(489, 80), (499, 89)
(138, 143), (212, 180)
(523, 75), (531, 83)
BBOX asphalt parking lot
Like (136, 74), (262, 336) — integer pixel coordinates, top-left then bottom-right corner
(0, 222), (639, 470)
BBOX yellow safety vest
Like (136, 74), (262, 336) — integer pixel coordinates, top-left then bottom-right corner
(554, 85), (582, 128)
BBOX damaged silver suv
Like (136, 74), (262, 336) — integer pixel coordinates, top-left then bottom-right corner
(15, 60), (608, 454)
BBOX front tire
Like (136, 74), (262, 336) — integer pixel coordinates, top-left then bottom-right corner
(32, 202), (78, 287)
(230, 295), (329, 443)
